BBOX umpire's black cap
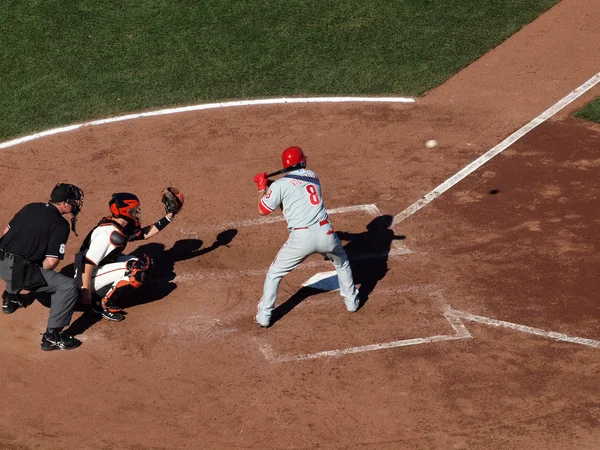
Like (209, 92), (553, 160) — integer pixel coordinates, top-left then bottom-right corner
(50, 183), (83, 202)
(49, 183), (84, 216)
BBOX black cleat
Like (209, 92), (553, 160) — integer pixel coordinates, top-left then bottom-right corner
(2, 291), (22, 315)
(40, 329), (81, 351)
(91, 300), (125, 321)
(99, 308), (125, 322)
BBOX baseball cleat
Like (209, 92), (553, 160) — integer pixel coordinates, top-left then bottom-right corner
(2, 291), (23, 315)
(100, 309), (125, 322)
(254, 315), (269, 328)
(345, 297), (361, 312)
(91, 301), (125, 321)
(40, 330), (82, 351)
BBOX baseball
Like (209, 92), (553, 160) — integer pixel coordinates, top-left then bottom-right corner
(425, 139), (438, 148)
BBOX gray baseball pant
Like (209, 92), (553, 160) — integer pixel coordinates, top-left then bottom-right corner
(0, 255), (78, 329)
(256, 222), (359, 325)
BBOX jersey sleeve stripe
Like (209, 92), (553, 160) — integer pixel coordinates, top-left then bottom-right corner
(84, 256), (98, 266)
(260, 198), (273, 214)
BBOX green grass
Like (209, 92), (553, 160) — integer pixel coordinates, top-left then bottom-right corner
(575, 97), (600, 124)
(0, 0), (559, 142)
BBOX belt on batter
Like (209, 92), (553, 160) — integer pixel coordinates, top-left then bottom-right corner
(293, 219), (329, 230)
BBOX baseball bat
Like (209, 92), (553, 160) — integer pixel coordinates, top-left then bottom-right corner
(266, 162), (305, 178)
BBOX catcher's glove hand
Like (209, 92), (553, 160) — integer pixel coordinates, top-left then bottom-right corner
(161, 187), (184, 215)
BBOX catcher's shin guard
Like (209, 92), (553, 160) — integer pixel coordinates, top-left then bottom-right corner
(101, 280), (137, 312)
(100, 255), (152, 312)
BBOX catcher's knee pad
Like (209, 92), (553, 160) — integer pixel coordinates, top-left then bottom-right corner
(102, 280), (138, 312)
(125, 254), (152, 288)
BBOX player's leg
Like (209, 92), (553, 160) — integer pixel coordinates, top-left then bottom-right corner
(0, 256), (24, 314)
(92, 254), (152, 321)
(35, 268), (82, 350)
(34, 268), (80, 329)
(256, 230), (310, 326)
(320, 226), (359, 312)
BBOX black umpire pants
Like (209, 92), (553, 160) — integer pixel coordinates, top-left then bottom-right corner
(0, 253), (78, 329)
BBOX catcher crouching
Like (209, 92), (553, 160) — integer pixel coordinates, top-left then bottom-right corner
(74, 188), (184, 321)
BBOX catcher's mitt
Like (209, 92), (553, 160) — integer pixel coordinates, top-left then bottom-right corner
(161, 187), (184, 215)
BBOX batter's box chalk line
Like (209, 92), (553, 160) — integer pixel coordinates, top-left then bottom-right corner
(257, 286), (600, 363)
(166, 202), (412, 283)
(168, 246), (411, 283)
(257, 286), (471, 363)
(218, 203), (384, 230)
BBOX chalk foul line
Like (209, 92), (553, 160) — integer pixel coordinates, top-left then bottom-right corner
(392, 71), (600, 225)
(451, 309), (600, 348)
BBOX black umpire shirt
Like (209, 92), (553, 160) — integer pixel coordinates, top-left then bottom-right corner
(1, 203), (70, 264)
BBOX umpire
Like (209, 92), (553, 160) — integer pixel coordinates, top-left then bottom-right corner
(0, 183), (84, 351)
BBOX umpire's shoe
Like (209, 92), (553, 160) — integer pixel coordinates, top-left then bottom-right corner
(2, 290), (22, 315)
(91, 301), (125, 322)
(40, 328), (81, 351)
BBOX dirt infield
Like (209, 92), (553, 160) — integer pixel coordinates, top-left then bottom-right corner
(1, 1), (599, 449)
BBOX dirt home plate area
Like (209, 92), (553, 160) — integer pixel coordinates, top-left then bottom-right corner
(1, 1), (600, 449)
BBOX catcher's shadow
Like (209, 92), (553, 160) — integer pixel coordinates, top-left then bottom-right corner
(126, 229), (238, 308)
(269, 215), (403, 325)
(63, 229), (237, 335)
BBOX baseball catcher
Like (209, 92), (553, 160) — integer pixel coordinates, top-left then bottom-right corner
(74, 188), (184, 321)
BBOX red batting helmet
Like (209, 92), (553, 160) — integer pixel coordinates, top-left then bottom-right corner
(281, 146), (307, 169)
(109, 193), (141, 227)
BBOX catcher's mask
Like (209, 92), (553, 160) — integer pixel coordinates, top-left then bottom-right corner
(109, 193), (141, 227)
(282, 146), (307, 169)
(50, 183), (84, 216)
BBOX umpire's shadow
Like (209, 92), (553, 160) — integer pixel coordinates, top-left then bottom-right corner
(270, 215), (404, 325)
(62, 229), (237, 335)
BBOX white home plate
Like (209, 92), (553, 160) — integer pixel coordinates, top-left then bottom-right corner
(302, 271), (339, 291)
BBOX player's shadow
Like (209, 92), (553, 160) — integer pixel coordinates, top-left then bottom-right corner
(60, 229), (237, 335)
(126, 229), (237, 308)
(337, 215), (405, 306)
(270, 215), (404, 325)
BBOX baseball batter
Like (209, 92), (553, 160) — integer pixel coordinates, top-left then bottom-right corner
(74, 189), (183, 321)
(253, 146), (359, 327)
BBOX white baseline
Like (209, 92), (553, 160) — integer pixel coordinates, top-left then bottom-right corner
(0, 97), (414, 150)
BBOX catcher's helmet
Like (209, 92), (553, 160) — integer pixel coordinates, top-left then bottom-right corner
(109, 193), (141, 227)
(50, 183), (84, 216)
(282, 146), (307, 169)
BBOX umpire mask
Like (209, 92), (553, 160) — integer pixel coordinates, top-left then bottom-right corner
(50, 183), (84, 216)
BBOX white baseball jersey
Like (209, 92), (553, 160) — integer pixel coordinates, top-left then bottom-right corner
(255, 168), (359, 326)
(74, 219), (134, 293)
(79, 220), (127, 267)
(259, 169), (328, 229)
